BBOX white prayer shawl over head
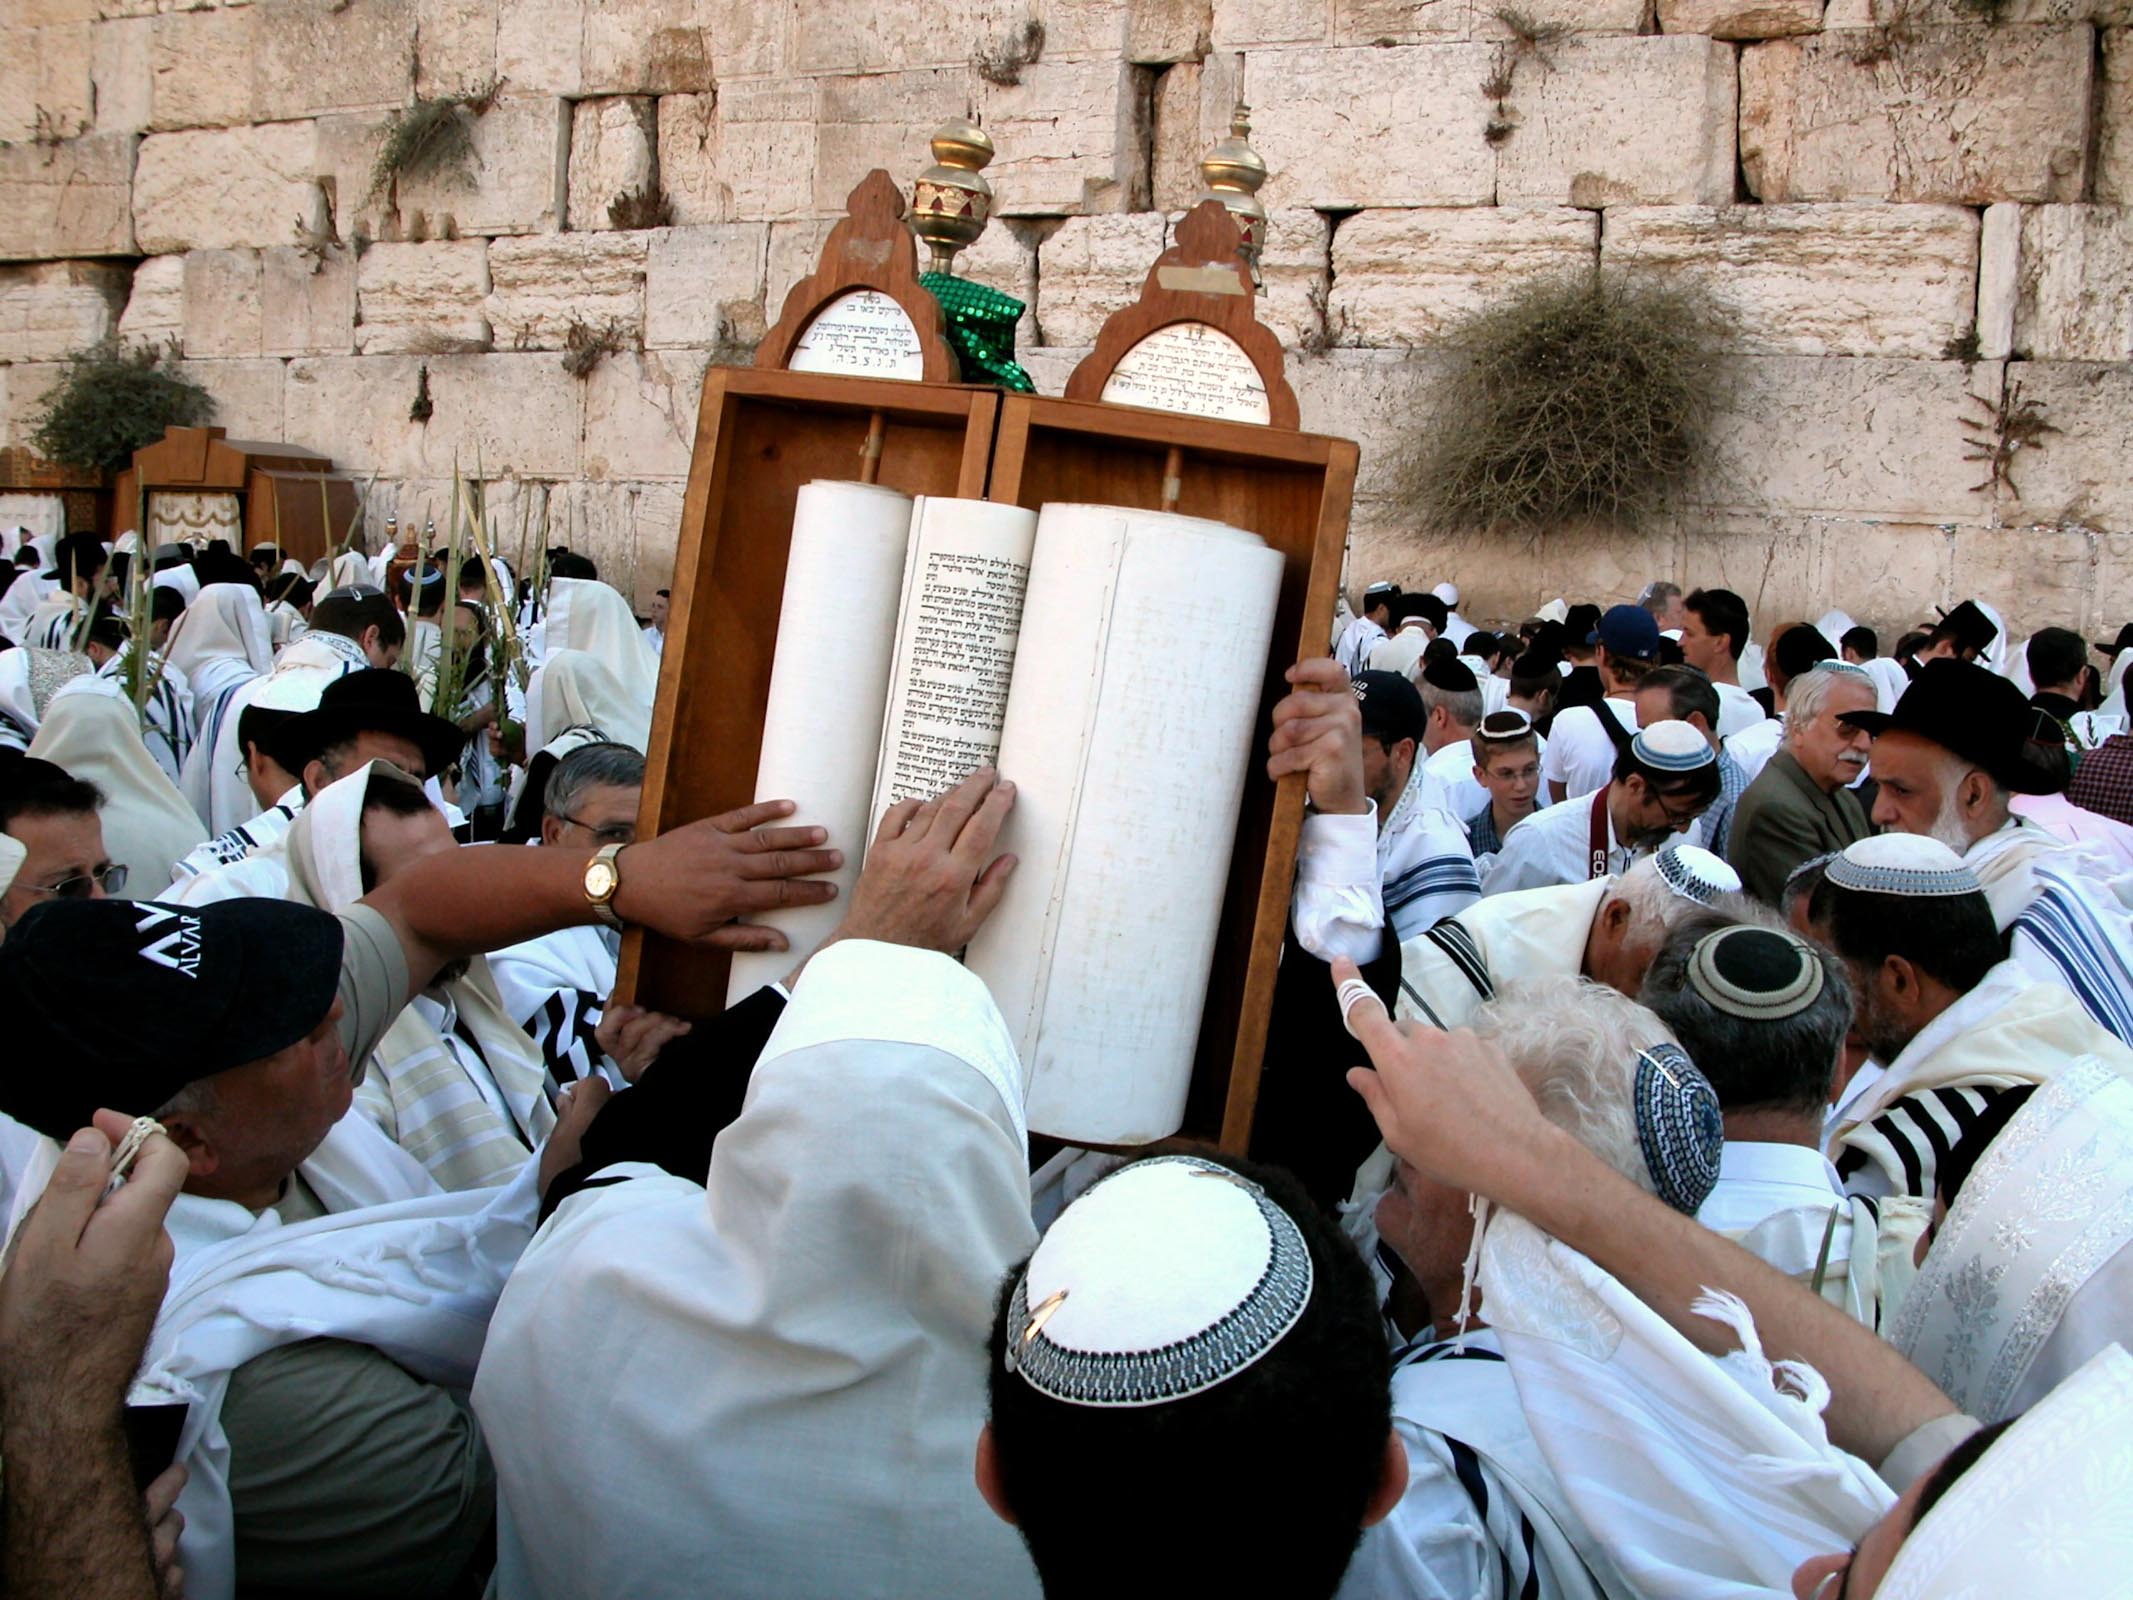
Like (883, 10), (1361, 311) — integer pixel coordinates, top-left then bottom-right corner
(325, 550), (371, 589)
(1875, 1343), (2133, 1600)
(523, 648), (651, 758)
(1886, 1055), (2133, 1422)
(152, 564), (200, 605)
(28, 680), (207, 896)
(0, 644), (89, 746)
(163, 582), (274, 707)
(188, 628), (369, 835)
(1482, 1214), (1894, 1598)
(473, 940), (1042, 1600)
(0, 831), (21, 897)
(541, 576), (659, 703)
(284, 763), (554, 1189)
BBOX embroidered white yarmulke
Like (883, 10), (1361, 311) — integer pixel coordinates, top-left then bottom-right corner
(1653, 844), (1741, 905)
(1632, 718), (1716, 773)
(1004, 1156), (1313, 1408)
(1827, 834), (1981, 898)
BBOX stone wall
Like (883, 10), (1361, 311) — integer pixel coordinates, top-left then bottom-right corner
(3, 0), (2130, 640)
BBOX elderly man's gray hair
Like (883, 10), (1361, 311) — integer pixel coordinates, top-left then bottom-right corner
(543, 742), (646, 820)
(1783, 664), (1872, 744)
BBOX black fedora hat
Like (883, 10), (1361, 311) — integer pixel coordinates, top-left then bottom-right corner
(2095, 623), (2133, 660)
(265, 667), (465, 780)
(1837, 658), (2066, 796)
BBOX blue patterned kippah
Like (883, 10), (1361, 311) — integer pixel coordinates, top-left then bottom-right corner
(1632, 719), (1716, 773)
(1634, 1043), (1724, 1215)
(1003, 1156), (1315, 1408)
(1825, 835), (1982, 899)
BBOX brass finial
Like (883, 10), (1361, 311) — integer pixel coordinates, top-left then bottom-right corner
(1195, 60), (1269, 290)
(911, 112), (996, 276)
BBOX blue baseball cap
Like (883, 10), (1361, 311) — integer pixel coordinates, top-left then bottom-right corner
(1593, 604), (1663, 662)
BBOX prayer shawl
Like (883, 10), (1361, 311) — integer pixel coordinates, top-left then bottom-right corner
(167, 784), (303, 886)
(473, 940), (1043, 1600)
(1337, 1330), (1623, 1600)
(164, 582), (273, 739)
(0, 570), (53, 646)
(326, 550), (370, 589)
(1830, 960), (2133, 1202)
(1336, 612), (1387, 676)
(1482, 1214), (1894, 1599)
(284, 764), (555, 1189)
(131, 1168), (539, 1600)
(523, 648), (651, 757)
(488, 923), (623, 1088)
(94, 642), (193, 782)
(28, 682), (208, 896)
(1860, 655), (1910, 713)
(25, 589), (83, 650)
(542, 576), (660, 706)
(2010, 790), (2133, 872)
(0, 644), (90, 749)
(1964, 818), (2133, 1045)
(192, 629), (370, 833)
(1379, 758), (1483, 940)
(1886, 1055), (2133, 1422)
(152, 564), (200, 604)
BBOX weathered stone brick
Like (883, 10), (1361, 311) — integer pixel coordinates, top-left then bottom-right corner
(414, 0), (499, 99)
(91, 16), (154, 135)
(1741, 28), (2093, 203)
(134, 123), (324, 254)
(0, 132), (136, 261)
(765, 218), (836, 317)
(117, 254), (184, 348)
(659, 82), (818, 224)
(0, 22), (94, 144)
(487, 232), (648, 349)
(568, 97), (658, 230)
(1472, 1), (1648, 34)
(173, 357), (287, 444)
(2098, 29), (2133, 205)
(1148, 58), (1204, 211)
(1977, 201), (2021, 358)
(1212, 0), (1331, 47)
(984, 57), (1144, 215)
(182, 248), (265, 360)
(284, 352), (582, 478)
(813, 69), (963, 215)
(320, 97), (568, 242)
(580, 347), (709, 480)
(2014, 205), (2133, 361)
(1655, 0), (1822, 37)
(1496, 34), (1737, 207)
(789, 0), (1033, 73)
(0, 261), (129, 363)
(1329, 0), (1469, 45)
(1330, 207), (1596, 347)
(1997, 361), (2133, 528)
(354, 240), (492, 354)
(954, 220), (1039, 348)
(496, 0), (585, 97)
(1034, 212), (1169, 346)
(644, 223), (769, 348)
(148, 7), (255, 131)
(583, 0), (714, 94)
(1949, 521), (2100, 636)
(1126, 0), (1212, 61)
(1259, 206), (1330, 351)
(252, 0), (416, 123)
(262, 244), (358, 358)
(1603, 204), (1980, 357)
(1824, 0), (2133, 23)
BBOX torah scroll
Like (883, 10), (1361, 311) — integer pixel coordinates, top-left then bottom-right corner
(964, 504), (1285, 1145)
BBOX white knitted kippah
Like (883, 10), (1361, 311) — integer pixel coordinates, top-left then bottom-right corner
(1653, 844), (1741, 905)
(1826, 834), (1981, 897)
(1633, 718), (1716, 773)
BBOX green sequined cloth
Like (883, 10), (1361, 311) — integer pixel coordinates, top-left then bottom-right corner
(922, 272), (1036, 393)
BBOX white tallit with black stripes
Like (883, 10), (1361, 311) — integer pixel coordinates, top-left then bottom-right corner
(488, 922), (623, 1090)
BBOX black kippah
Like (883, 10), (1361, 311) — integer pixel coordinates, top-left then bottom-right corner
(1422, 656), (1479, 694)
(1688, 926), (1825, 1021)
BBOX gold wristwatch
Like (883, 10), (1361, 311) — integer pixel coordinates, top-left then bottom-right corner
(584, 842), (627, 930)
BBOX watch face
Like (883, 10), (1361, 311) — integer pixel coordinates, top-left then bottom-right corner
(586, 860), (618, 900)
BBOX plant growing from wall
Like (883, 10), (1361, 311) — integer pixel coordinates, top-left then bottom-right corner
(1413, 269), (1732, 533)
(608, 179), (675, 230)
(368, 80), (500, 209)
(973, 18), (1045, 87)
(1480, 7), (1570, 144)
(561, 316), (633, 379)
(1963, 380), (2054, 497)
(28, 339), (213, 475)
(409, 363), (434, 424)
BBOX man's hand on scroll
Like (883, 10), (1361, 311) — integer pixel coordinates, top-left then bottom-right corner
(614, 799), (844, 951)
(802, 769), (1019, 973)
(1267, 658), (1370, 817)
(596, 998), (694, 1084)
(1330, 956), (1558, 1207)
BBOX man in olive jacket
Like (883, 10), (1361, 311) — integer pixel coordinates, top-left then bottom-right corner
(1727, 665), (1878, 902)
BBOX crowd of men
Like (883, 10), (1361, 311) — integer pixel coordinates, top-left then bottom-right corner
(0, 523), (2128, 1600)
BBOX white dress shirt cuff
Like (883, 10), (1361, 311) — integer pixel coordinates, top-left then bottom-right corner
(1292, 805), (1386, 965)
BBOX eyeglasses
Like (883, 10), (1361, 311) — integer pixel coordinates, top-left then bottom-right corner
(27, 862), (127, 900)
(556, 813), (636, 847)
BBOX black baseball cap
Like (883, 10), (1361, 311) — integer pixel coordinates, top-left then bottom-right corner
(267, 668), (465, 779)
(0, 897), (344, 1139)
(1837, 658), (2067, 796)
(1354, 670), (1425, 745)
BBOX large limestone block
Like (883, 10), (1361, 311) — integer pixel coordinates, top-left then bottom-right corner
(134, 123), (325, 254)
(582, 0), (714, 94)
(487, 233), (648, 349)
(92, 16), (154, 135)
(955, 221), (1039, 348)
(2014, 206), (2133, 361)
(0, 133), (137, 261)
(813, 69), (966, 214)
(1328, 0), (1468, 45)
(1328, 207), (1598, 347)
(117, 253), (184, 348)
(545, 478), (687, 598)
(1706, 356), (2002, 522)
(1950, 522), (2099, 635)
(985, 57), (1146, 214)
(1604, 204), (1979, 358)
(149, 6), (255, 131)
(568, 98), (658, 230)
(659, 83), (817, 224)
(1741, 29), (2093, 203)
(172, 357), (286, 443)
(1127, 0), (1212, 61)
(644, 223), (768, 348)
(1473, 1), (1650, 33)
(414, 0), (498, 98)
(1977, 201), (2020, 358)
(0, 22), (94, 144)
(321, 97), (569, 242)
(1261, 206), (1331, 351)
(1497, 34), (1737, 207)
(1148, 59), (1203, 212)
(1290, 347), (1445, 505)
(285, 352), (583, 478)
(1244, 44), (1496, 209)
(0, 261), (129, 363)
(764, 218), (835, 316)
(1826, 0), (2133, 23)
(2097, 29), (2133, 205)
(497, 0), (584, 96)
(1996, 362), (2133, 529)
(580, 348), (710, 480)
(0, 364), (64, 448)
(1656, 0), (1821, 36)
(789, 0), (1037, 73)
(262, 244), (358, 357)
(354, 240), (492, 354)
(1212, 0), (1331, 46)
(253, 0), (416, 123)
(182, 249), (264, 360)
(1033, 212), (1169, 347)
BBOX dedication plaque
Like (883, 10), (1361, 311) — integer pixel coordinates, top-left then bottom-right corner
(789, 289), (927, 379)
(1099, 321), (1272, 425)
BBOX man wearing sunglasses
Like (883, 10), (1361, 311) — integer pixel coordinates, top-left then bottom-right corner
(0, 758), (126, 929)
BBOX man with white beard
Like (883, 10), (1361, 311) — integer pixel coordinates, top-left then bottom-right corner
(1841, 658), (2133, 1044)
